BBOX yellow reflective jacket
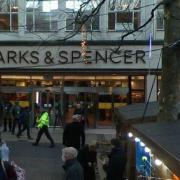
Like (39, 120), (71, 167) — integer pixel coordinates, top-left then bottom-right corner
(37, 112), (49, 128)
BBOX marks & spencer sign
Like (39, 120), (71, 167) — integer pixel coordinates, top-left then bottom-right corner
(0, 46), (161, 69)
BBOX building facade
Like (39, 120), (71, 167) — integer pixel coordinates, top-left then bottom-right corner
(0, 0), (164, 127)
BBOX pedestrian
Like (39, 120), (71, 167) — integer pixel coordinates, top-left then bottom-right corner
(0, 141), (17, 180)
(3, 101), (13, 132)
(11, 101), (21, 135)
(103, 138), (127, 180)
(32, 109), (55, 148)
(62, 147), (84, 180)
(74, 103), (88, 128)
(0, 160), (7, 180)
(16, 107), (33, 140)
(63, 114), (85, 150)
(0, 141), (9, 162)
(77, 143), (97, 180)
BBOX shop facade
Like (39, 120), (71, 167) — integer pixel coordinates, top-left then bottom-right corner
(0, 41), (162, 127)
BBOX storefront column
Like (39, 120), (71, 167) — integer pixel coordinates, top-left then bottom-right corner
(128, 76), (132, 104)
(31, 84), (35, 128)
(146, 75), (157, 102)
(127, 137), (136, 180)
(60, 84), (64, 127)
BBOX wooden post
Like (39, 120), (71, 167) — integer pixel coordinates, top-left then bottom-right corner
(127, 137), (136, 180)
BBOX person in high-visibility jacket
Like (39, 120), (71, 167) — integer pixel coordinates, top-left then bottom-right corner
(32, 110), (55, 148)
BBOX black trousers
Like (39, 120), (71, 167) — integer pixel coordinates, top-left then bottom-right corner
(17, 124), (31, 138)
(3, 118), (12, 132)
(35, 126), (54, 145)
(12, 118), (21, 134)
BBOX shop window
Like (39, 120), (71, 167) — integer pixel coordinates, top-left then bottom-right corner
(66, 12), (99, 31)
(108, 0), (141, 31)
(0, 0), (18, 31)
(65, 0), (100, 31)
(26, 0), (58, 31)
(131, 76), (145, 103)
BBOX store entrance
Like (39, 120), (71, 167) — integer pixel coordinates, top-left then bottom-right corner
(38, 89), (63, 127)
(63, 87), (97, 128)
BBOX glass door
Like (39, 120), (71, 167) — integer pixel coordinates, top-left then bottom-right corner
(34, 89), (63, 127)
(63, 89), (97, 128)
(54, 92), (63, 127)
(39, 90), (54, 126)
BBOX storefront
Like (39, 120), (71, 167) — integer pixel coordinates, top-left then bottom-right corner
(0, 41), (162, 128)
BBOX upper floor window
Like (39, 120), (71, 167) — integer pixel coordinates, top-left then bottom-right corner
(156, 1), (164, 30)
(108, 0), (141, 31)
(26, 0), (59, 32)
(65, 0), (100, 31)
(0, 0), (18, 31)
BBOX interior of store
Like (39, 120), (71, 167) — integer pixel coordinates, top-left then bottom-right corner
(0, 74), (145, 128)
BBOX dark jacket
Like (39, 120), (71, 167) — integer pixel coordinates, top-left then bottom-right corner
(104, 145), (127, 180)
(0, 161), (6, 180)
(77, 145), (97, 180)
(63, 122), (85, 150)
(63, 159), (84, 180)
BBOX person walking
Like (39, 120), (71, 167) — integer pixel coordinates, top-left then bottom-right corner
(103, 138), (127, 180)
(32, 109), (55, 148)
(62, 147), (84, 180)
(3, 101), (13, 132)
(63, 114), (85, 150)
(11, 101), (21, 135)
(16, 107), (33, 140)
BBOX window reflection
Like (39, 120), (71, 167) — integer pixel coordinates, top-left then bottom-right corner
(26, 0), (58, 31)
(0, 0), (18, 31)
(108, 0), (141, 31)
(65, 0), (100, 31)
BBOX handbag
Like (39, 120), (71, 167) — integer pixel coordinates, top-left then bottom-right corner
(11, 162), (25, 180)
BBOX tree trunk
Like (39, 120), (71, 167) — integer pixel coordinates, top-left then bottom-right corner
(158, 0), (180, 121)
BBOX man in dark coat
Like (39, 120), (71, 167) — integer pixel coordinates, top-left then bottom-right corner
(103, 138), (127, 180)
(63, 115), (85, 150)
(16, 107), (33, 140)
(62, 147), (84, 180)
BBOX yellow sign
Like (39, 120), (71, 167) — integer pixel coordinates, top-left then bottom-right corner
(98, 103), (127, 109)
(98, 103), (112, 109)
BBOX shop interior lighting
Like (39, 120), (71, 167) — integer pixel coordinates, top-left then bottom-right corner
(128, 132), (133, 138)
(35, 92), (39, 104)
(154, 159), (162, 166)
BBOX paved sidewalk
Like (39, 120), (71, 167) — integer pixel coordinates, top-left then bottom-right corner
(1, 127), (116, 180)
